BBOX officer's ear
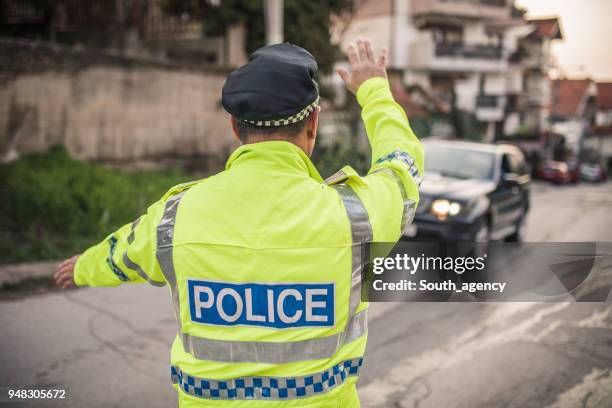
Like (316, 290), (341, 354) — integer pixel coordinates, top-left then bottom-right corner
(307, 106), (321, 141)
(304, 106), (321, 157)
(230, 116), (242, 143)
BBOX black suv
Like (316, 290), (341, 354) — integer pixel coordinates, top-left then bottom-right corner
(406, 140), (530, 242)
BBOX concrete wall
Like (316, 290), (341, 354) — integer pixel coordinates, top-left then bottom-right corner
(463, 22), (488, 44)
(393, 0), (421, 69)
(0, 39), (237, 169)
(484, 73), (506, 95)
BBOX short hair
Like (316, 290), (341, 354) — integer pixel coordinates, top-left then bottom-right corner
(234, 114), (311, 143)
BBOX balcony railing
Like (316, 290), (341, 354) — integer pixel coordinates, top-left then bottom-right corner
(412, 0), (510, 20)
(440, 0), (507, 6)
(479, 0), (507, 7)
(476, 94), (505, 121)
(477, 95), (499, 108)
(409, 35), (508, 72)
(435, 43), (503, 60)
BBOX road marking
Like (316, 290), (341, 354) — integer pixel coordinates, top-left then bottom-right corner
(359, 302), (569, 406)
(529, 319), (562, 342)
(577, 307), (611, 330)
(544, 368), (612, 408)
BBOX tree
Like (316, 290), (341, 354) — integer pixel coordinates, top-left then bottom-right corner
(1, 0), (148, 47)
(161, 0), (354, 73)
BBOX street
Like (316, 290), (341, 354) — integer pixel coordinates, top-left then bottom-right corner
(1, 181), (611, 407)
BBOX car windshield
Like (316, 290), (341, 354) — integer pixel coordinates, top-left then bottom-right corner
(424, 144), (495, 180)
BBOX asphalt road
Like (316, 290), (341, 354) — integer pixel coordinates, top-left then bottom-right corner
(1, 181), (611, 408)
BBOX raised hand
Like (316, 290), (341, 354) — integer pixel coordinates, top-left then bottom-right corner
(336, 38), (387, 94)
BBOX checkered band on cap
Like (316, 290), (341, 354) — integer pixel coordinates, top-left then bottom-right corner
(238, 97), (320, 127)
(171, 356), (363, 400)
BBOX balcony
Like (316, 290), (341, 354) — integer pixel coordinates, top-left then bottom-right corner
(411, 0), (510, 21)
(435, 43), (502, 60)
(476, 94), (498, 107)
(481, 0), (507, 5)
(476, 94), (505, 121)
(409, 36), (507, 73)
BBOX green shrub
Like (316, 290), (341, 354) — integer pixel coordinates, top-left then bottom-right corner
(0, 142), (375, 263)
(0, 146), (189, 263)
(312, 141), (370, 178)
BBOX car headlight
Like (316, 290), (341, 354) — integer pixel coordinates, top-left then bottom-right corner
(430, 199), (462, 220)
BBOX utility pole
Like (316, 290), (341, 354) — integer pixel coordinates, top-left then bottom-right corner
(264, 0), (284, 45)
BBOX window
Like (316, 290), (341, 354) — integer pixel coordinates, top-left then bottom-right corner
(501, 154), (512, 174)
(424, 145), (496, 180)
(502, 151), (528, 176)
(510, 152), (528, 176)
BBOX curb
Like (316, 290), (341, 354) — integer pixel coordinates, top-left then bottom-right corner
(0, 261), (58, 289)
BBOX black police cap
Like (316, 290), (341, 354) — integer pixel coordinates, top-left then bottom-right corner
(221, 43), (319, 127)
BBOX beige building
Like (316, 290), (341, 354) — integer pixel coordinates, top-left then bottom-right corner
(334, 0), (561, 141)
(504, 17), (563, 136)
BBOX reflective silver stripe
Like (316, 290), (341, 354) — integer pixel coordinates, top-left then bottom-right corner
(324, 169), (348, 185)
(332, 184), (373, 318)
(156, 192), (185, 286)
(155, 187), (370, 364)
(180, 308), (367, 364)
(171, 356), (363, 400)
(373, 168), (417, 234)
(127, 217), (142, 244)
(374, 168), (406, 197)
(156, 191), (187, 332)
(123, 251), (165, 287)
(124, 216), (165, 286)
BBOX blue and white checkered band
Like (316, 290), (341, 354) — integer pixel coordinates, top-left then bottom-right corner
(106, 235), (129, 282)
(238, 97), (320, 127)
(375, 149), (422, 186)
(171, 357), (363, 400)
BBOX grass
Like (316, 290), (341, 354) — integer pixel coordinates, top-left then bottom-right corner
(0, 145), (190, 263)
(0, 142), (372, 264)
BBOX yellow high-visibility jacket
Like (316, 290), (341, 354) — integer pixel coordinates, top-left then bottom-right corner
(75, 77), (423, 407)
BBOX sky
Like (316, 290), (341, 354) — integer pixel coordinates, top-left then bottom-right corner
(516, 0), (612, 81)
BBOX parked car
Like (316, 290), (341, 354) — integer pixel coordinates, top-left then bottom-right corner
(580, 161), (608, 182)
(536, 159), (579, 184)
(407, 140), (531, 242)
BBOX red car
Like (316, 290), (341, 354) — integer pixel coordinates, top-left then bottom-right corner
(536, 160), (580, 184)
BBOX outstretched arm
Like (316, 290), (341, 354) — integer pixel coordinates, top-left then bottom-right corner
(54, 199), (167, 288)
(334, 38), (423, 241)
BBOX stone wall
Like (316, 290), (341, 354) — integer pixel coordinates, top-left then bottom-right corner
(0, 39), (238, 170)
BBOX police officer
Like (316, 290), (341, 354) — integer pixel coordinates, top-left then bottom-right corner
(54, 38), (423, 407)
